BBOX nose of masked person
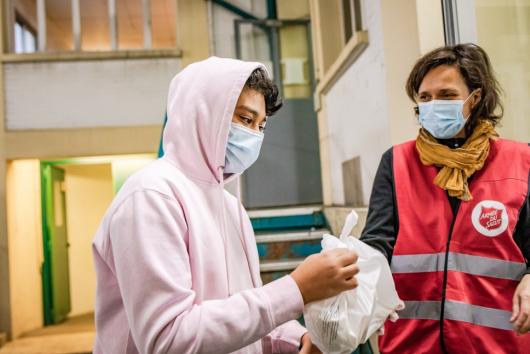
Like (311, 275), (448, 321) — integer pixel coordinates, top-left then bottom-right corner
(418, 90), (477, 139)
(224, 123), (264, 174)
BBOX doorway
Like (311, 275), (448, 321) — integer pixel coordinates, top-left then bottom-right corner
(39, 155), (154, 326)
(235, 18), (323, 208)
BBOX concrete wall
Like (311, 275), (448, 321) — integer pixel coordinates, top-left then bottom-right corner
(324, 206), (368, 238)
(4, 58), (180, 130)
(315, 0), (444, 206)
(6, 160), (43, 339)
(63, 164), (114, 317)
(322, 0), (391, 206)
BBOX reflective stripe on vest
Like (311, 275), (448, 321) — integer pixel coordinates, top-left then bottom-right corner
(391, 252), (527, 281)
(399, 300), (514, 331)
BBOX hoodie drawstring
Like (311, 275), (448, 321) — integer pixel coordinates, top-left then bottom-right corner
(218, 167), (232, 295)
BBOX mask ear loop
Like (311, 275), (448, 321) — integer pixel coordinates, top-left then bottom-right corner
(463, 89), (480, 120)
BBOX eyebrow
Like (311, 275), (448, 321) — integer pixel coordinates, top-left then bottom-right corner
(418, 88), (460, 96)
(438, 88), (459, 94)
(236, 105), (259, 118)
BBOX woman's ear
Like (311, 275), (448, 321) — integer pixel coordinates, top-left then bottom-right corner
(472, 88), (482, 108)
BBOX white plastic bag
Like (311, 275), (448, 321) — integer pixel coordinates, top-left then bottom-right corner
(303, 210), (404, 354)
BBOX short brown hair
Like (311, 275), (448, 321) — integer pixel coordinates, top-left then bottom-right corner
(406, 43), (503, 134)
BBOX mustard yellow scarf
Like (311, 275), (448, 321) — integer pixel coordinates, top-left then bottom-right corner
(416, 120), (499, 201)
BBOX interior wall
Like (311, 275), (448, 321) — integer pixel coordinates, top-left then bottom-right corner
(111, 156), (155, 193)
(63, 163), (114, 317)
(6, 159), (43, 339)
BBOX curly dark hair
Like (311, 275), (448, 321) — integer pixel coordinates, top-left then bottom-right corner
(244, 68), (283, 116)
(406, 43), (503, 135)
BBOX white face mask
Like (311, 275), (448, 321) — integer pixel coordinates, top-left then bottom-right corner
(224, 123), (264, 174)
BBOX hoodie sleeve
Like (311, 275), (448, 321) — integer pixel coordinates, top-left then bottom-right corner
(262, 320), (307, 353)
(108, 190), (304, 354)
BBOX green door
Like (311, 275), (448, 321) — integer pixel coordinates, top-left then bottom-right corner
(41, 164), (71, 324)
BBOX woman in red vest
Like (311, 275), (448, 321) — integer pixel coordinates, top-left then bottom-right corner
(361, 43), (530, 353)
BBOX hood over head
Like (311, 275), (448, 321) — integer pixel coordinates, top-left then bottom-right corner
(162, 56), (267, 185)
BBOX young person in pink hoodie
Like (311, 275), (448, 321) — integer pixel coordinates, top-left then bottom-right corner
(92, 57), (359, 354)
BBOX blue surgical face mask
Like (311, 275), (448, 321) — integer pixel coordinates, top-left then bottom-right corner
(418, 91), (475, 139)
(224, 123), (264, 174)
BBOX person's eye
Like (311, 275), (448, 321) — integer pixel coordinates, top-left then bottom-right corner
(240, 116), (253, 125)
(259, 125), (266, 132)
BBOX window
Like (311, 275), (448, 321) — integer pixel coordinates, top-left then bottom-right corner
(341, 0), (362, 44)
(10, 0), (177, 53)
(14, 15), (37, 53)
(310, 0), (366, 77)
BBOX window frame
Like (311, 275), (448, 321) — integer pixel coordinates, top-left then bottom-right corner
(5, 0), (179, 55)
(14, 11), (37, 54)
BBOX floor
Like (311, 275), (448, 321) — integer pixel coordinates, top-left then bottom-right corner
(0, 313), (95, 354)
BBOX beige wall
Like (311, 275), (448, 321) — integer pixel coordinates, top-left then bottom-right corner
(4, 126), (162, 160)
(381, 0), (423, 146)
(277, 0), (309, 19)
(311, 0), (343, 76)
(176, 0), (210, 67)
(63, 163), (114, 317)
(475, 0), (530, 143)
(415, 0), (445, 56)
(382, 0), (445, 146)
(0, 1), (12, 338)
(6, 160), (43, 339)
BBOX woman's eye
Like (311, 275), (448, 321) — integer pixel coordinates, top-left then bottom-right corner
(259, 125), (266, 132)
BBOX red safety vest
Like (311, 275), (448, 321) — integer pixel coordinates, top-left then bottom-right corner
(379, 139), (530, 354)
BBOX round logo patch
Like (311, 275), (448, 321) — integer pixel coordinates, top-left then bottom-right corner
(471, 200), (509, 237)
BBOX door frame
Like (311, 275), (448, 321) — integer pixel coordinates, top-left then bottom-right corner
(233, 17), (316, 94)
(40, 163), (71, 325)
(442, 0), (478, 45)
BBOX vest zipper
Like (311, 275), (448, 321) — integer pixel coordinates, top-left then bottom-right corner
(439, 201), (461, 354)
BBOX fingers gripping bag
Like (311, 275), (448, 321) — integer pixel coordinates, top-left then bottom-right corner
(303, 210), (404, 354)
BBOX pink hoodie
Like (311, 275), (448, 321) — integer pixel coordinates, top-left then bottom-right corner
(92, 57), (307, 354)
